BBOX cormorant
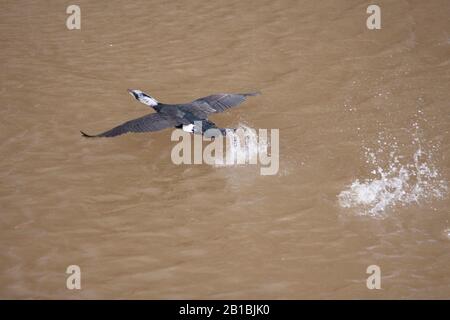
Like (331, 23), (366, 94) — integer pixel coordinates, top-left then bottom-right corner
(80, 89), (260, 138)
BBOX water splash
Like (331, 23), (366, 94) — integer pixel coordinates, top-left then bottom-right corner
(338, 121), (447, 217)
(213, 124), (270, 167)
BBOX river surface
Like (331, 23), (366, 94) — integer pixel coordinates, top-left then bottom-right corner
(1, 0), (449, 299)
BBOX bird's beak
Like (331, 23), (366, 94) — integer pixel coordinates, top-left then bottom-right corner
(127, 89), (136, 97)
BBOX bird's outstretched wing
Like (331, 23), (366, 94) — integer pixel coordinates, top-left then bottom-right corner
(81, 113), (180, 138)
(187, 92), (260, 117)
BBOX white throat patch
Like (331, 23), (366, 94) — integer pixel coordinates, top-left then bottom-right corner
(139, 95), (158, 107)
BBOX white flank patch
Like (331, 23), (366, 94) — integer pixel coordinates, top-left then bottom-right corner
(182, 124), (195, 133)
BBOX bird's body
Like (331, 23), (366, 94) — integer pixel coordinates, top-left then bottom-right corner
(81, 90), (260, 138)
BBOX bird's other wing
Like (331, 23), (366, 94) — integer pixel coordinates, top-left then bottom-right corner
(81, 112), (180, 138)
(202, 120), (230, 137)
(190, 92), (261, 115)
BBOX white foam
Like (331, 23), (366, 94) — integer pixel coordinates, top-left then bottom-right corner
(213, 124), (269, 167)
(338, 122), (447, 217)
(444, 228), (450, 240)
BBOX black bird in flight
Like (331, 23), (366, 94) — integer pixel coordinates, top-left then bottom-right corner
(81, 89), (260, 138)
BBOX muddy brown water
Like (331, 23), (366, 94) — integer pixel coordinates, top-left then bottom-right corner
(1, 0), (449, 299)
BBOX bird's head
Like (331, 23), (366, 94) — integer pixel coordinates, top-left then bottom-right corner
(127, 89), (159, 107)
